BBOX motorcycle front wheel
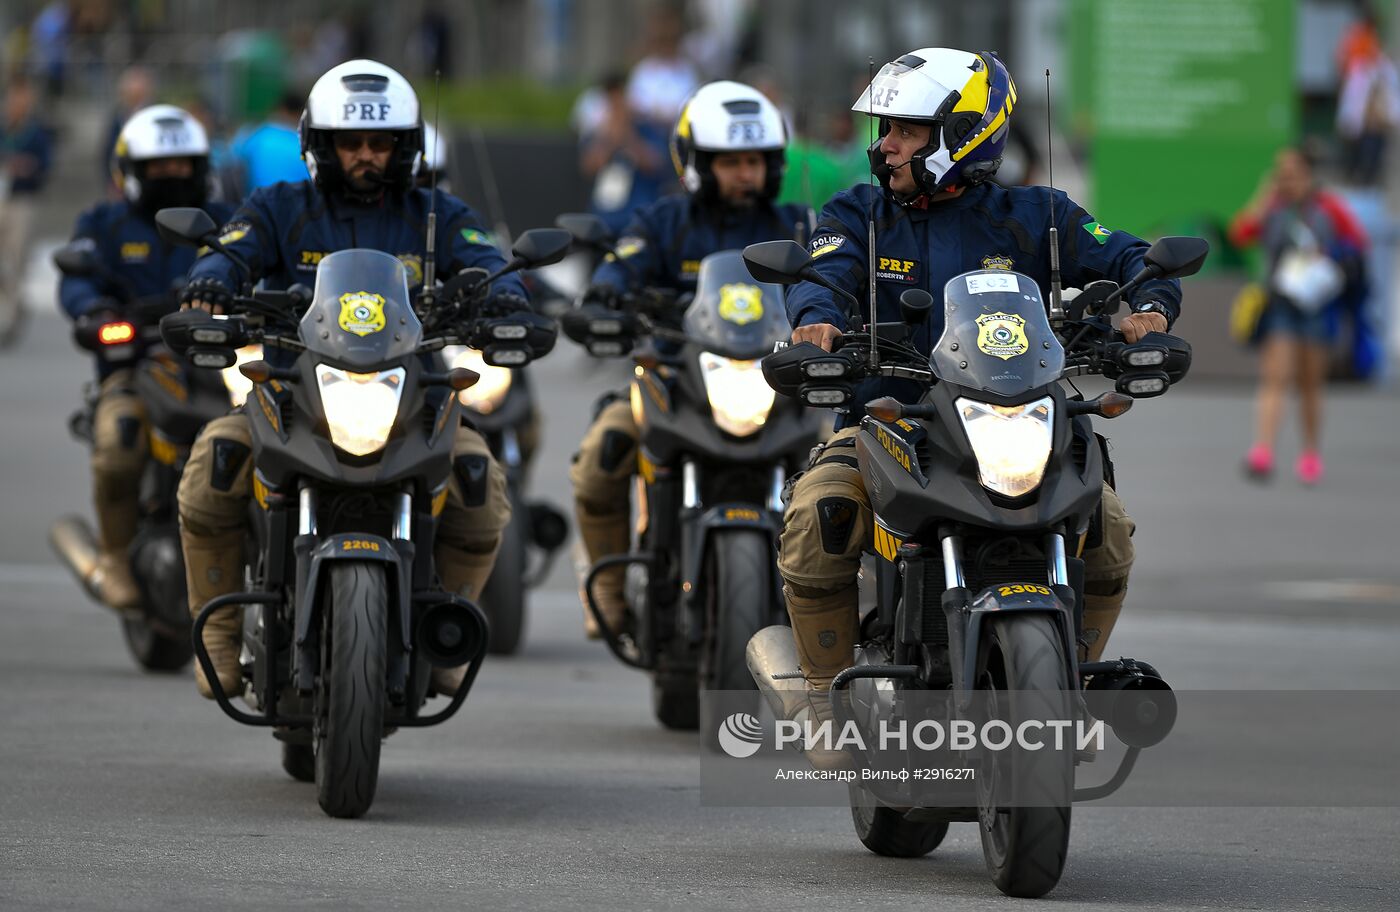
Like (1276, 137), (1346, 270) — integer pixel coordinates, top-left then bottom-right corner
(975, 614), (1073, 898)
(120, 617), (193, 671)
(314, 562), (387, 819)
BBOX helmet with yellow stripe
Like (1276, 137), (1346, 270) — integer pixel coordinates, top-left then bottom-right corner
(852, 48), (1016, 197)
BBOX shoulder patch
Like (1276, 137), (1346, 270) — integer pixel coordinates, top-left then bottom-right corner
(809, 234), (846, 258)
(612, 236), (646, 260)
(217, 220), (251, 245)
(459, 228), (495, 246)
(1082, 222), (1113, 245)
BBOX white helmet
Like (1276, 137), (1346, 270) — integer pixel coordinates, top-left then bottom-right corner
(852, 48), (1017, 197)
(670, 80), (787, 202)
(299, 59), (423, 196)
(111, 104), (211, 213)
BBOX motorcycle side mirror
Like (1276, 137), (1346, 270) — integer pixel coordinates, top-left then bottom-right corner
(155, 207), (218, 248)
(742, 240), (811, 285)
(898, 288), (933, 325)
(52, 242), (102, 278)
(510, 228), (573, 269)
(1142, 236), (1210, 280)
(555, 213), (614, 248)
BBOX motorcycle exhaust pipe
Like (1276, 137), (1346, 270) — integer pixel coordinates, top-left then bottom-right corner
(745, 625), (809, 721)
(49, 515), (101, 600)
(1086, 673), (1177, 749)
(415, 599), (490, 668)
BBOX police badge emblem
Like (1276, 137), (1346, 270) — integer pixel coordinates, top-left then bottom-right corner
(338, 291), (387, 336)
(975, 312), (1029, 360)
(718, 283), (764, 325)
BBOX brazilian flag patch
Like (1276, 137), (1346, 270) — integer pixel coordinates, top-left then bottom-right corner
(1083, 222), (1113, 245)
(460, 228), (495, 246)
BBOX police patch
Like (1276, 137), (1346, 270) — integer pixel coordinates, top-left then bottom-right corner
(809, 235), (846, 258)
(613, 236), (646, 259)
(1083, 221), (1113, 245)
(975, 312), (1029, 360)
(981, 254), (1014, 270)
(338, 291), (387, 336)
(718, 283), (764, 326)
(120, 241), (150, 263)
(217, 221), (251, 246)
(875, 255), (919, 284)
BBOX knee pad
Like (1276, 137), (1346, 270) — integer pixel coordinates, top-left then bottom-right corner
(816, 496), (859, 556)
(597, 430), (635, 474)
(209, 438), (251, 493)
(453, 453), (491, 507)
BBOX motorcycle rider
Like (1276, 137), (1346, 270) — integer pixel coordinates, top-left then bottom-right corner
(569, 80), (813, 637)
(178, 60), (526, 699)
(775, 49), (1180, 746)
(59, 105), (234, 614)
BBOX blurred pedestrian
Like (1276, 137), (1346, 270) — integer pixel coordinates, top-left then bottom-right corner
(229, 90), (307, 192)
(1336, 46), (1400, 187)
(0, 76), (52, 346)
(1229, 147), (1369, 485)
(100, 65), (154, 193)
(627, 4), (700, 127)
(577, 71), (670, 236)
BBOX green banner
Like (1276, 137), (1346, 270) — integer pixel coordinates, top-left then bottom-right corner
(1069, 0), (1295, 265)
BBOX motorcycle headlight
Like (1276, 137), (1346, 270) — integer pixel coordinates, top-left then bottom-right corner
(445, 346), (513, 414)
(699, 351), (775, 438)
(221, 344), (264, 407)
(955, 395), (1054, 498)
(316, 364), (406, 456)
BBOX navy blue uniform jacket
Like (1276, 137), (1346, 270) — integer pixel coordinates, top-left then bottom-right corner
(787, 183), (1182, 425)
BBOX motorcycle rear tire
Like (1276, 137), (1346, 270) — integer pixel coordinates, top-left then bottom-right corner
(281, 742), (315, 782)
(850, 785), (950, 857)
(314, 563), (387, 819)
(976, 614), (1072, 899)
(479, 490), (527, 656)
(698, 529), (767, 750)
(121, 617), (193, 672)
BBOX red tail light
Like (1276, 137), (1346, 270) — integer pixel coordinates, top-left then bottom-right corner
(98, 322), (137, 345)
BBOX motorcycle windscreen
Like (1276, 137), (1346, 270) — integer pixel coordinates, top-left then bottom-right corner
(681, 250), (790, 359)
(298, 249), (423, 369)
(930, 269), (1064, 397)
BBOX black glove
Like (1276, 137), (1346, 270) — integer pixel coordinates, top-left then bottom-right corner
(582, 284), (624, 309)
(179, 275), (233, 313)
(487, 291), (530, 314)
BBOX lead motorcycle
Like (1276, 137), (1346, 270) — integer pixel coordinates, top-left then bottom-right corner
(558, 213), (824, 743)
(743, 235), (1206, 897)
(155, 207), (566, 818)
(49, 243), (260, 671)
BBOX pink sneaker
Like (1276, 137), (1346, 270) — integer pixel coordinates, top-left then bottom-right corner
(1244, 444), (1273, 481)
(1296, 450), (1324, 485)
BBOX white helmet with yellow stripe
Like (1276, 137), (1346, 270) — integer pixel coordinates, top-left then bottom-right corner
(670, 80), (788, 202)
(852, 48), (1017, 197)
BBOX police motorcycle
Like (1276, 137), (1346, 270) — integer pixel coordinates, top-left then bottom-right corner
(557, 213), (824, 743)
(742, 235), (1205, 897)
(439, 337), (569, 656)
(48, 243), (260, 672)
(154, 207), (565, 818)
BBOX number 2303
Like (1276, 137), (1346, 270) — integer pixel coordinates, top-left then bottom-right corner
(998, 583), (1051, 597)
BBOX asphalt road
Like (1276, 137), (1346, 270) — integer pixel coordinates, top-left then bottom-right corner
(2, 304), (1398, 911)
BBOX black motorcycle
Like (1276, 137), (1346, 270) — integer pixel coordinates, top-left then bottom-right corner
(436, 344), (568, 655)
(742, 236), (1205, 897)
(49, 243), (258, 671)
(154, 207), (566, 818)
(559, 214), (824, 743)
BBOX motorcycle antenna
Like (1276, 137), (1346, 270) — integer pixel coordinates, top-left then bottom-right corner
(1045, 68), (1065, 326)
(867, 56), (879, 370)
(421, 69), (443, 309)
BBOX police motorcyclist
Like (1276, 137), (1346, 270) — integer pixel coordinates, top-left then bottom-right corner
(59, 105), (234, 613)
(569, 80), (813, 637)
(177, 60), (526, 699)
(775, 49), (1180, 756)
